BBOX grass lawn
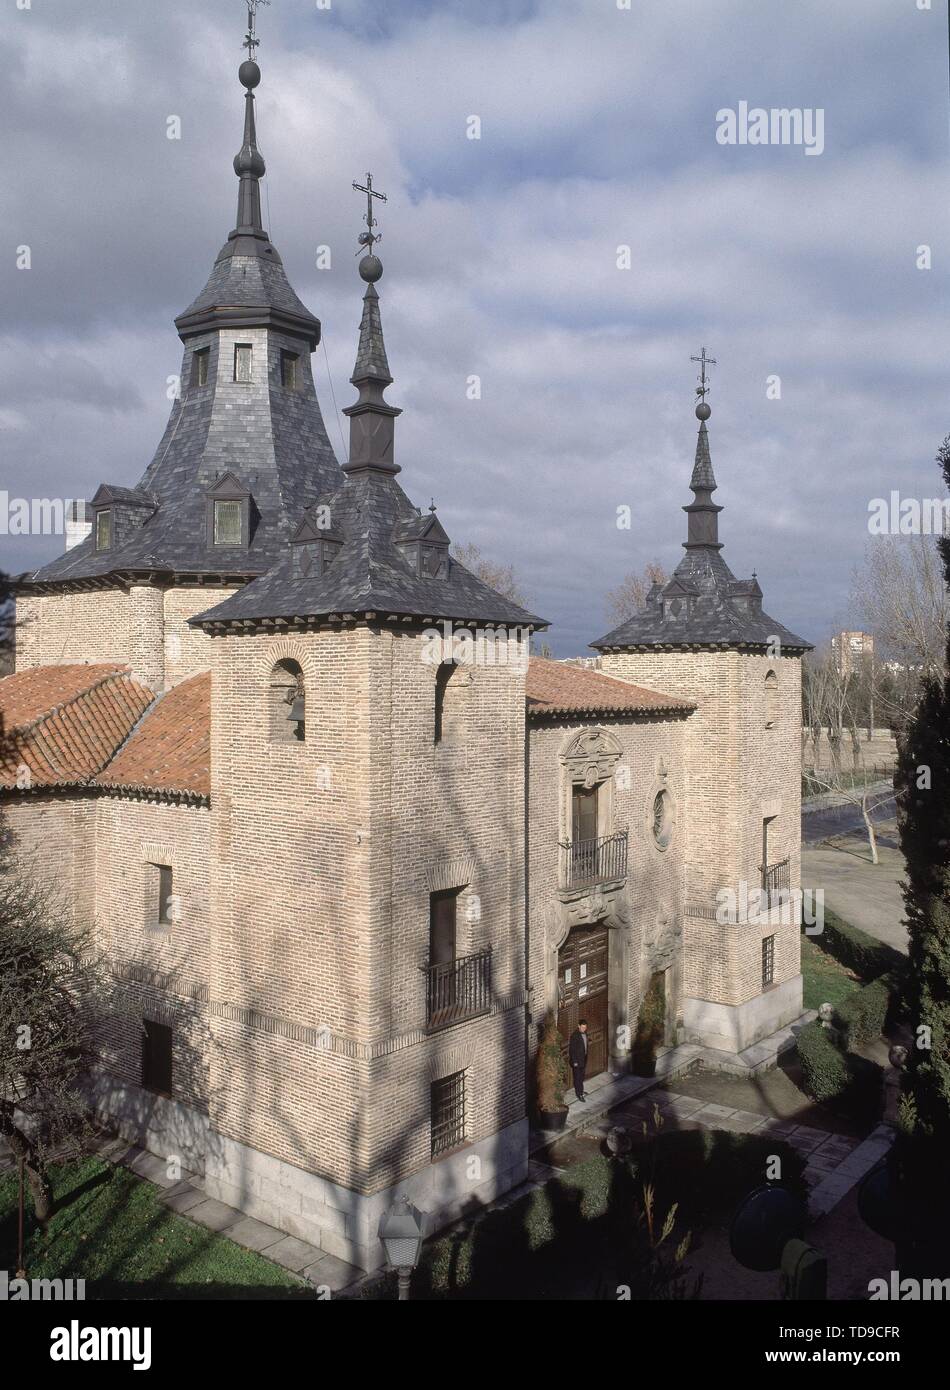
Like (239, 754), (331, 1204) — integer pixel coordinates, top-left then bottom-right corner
(0, 1157), (310, 1299)
(801, 934), (862, 1012)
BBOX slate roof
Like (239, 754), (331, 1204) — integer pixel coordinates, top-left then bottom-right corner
(191, 468), (547, 629)
(593, 413), (812, 654)
(0, 665), (154, 790)
(525, 658), (694, 719)
(25, 59), (341, 593)
(93, 672), (210, 799)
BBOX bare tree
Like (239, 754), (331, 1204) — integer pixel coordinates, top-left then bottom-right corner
(451, 541), (528, 608)
(606, 561), (668, 625)
(802, 644), (891, 863)
(851, 536), (949, 724)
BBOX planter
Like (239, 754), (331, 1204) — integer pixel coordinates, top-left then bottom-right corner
(539, 1108), (569, 1131)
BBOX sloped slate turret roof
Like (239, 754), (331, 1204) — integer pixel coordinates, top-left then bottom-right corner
(593, 406), (811, 654)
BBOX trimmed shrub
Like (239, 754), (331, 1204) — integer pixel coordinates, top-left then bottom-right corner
(815, 909), (904, 981)
(797, 1020), (883, 1122)
(835, 971), (903, 1049)
(797, 1020), (849, 1102)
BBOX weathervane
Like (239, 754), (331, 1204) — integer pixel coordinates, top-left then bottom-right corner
(243, 0), (270, 58)
(353, 172), (387, 254)
(691, 346), (716, 404)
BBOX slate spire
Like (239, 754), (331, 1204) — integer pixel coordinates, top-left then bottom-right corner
(682, 402), (723, 552)
(342, 251), (402, 476)
(231, 58), (268, 249)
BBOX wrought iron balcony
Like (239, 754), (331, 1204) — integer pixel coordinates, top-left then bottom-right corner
(559, 829), (629, 891)
(423, 949), (492, 1031)
(760, 857), (791, 900)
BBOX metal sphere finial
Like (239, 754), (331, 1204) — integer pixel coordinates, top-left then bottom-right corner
(696, 401), (711, 421)
(359, 254), (384, 283)
(239, 59), (261, 90)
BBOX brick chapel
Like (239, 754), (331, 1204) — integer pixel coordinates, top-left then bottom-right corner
(1, 40), (812, 1269)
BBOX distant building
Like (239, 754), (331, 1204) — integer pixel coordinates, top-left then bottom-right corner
(832, 630), (874, 676)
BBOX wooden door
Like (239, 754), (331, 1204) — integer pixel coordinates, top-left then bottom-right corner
(557, 923), (609, 1079)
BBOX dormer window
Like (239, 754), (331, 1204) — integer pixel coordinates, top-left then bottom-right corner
(281, 351), (299, 390)
(420, 543), (449, 580)
(290, 506), (341, 577)
(192, 348), (210, 388)
(234, 344), (253, 384)
(206, 472), (252, 549)
(95, 508), (112, 551)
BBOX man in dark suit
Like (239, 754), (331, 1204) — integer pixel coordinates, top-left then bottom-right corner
(568, 1019), (589, 1101)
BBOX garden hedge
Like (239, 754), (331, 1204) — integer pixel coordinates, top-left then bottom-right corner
(834, 970), (903, 1049)
(814, 908), (904, 981)
(796, 1019), (883, 1120)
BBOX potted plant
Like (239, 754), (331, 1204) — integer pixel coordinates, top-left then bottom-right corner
(632, 975), (666, 1078)
(535, 1013), (570, 1130)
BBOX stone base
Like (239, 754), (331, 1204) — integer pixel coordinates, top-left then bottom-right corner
(203, 1118), (529, 1271)
(84, 1067), (209, 1176)
(85, 1067), (529, 1272)
(682, 975), (804, 1054)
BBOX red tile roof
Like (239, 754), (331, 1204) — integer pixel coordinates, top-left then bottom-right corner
(0, 664), (155, 790)
(93, 672), (210, 799)
(525, 657), (694, 718)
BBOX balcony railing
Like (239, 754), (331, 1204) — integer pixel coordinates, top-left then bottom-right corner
(761, 857), (791, 900)
(559, 829), (629, 890)
(423, 949), (492, 1031)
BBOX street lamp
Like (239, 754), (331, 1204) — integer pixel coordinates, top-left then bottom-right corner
(379, 1196), (425, 1300)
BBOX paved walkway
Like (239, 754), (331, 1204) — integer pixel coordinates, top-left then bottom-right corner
(802, 815), (907, 955)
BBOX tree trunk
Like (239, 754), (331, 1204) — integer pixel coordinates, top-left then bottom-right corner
(0, 1106), (54, 1225)
(860, 793), (879, 865)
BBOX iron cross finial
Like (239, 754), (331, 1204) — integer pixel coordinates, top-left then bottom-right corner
(352, 171), (388, 252)
(691, 346), (717, 402)
(243, 0), (270, 57)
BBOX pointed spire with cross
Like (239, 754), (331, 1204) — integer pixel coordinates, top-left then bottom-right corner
(343, 172), (400, 476)
(691, 346), (716, 413)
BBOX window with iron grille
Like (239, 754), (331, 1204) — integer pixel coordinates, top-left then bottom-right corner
(430, 1070), (465, 1158)
(762, 934), (776, 988)
(141, 1018), (173, 1097)
(213, 498), (243, 545)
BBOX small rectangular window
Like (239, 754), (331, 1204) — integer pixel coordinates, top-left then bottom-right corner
(95, 509), (112, 550)
(193, 348), (210, 387)
(234, 344), (253, 383)
(431, 1070), (466, 1158)
(142, 1018), (173, 1097)
(762, 935), (776, 989)
(156, 864), (173, 927)
(213, 499), (243, 545)
(281, 351), (299, 390)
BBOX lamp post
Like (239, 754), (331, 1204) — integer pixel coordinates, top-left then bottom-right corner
(379, 1196), (425, 1301)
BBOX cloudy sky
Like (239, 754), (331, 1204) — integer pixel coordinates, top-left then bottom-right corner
(3, 0), (949, 653)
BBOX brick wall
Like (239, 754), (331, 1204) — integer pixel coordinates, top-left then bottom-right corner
(600, 649), (803, 1012)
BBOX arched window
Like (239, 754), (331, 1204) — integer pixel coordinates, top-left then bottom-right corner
(270, 659), (305, 742)
(765, 669), (779, 729)
(434, 661), (466, 744)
